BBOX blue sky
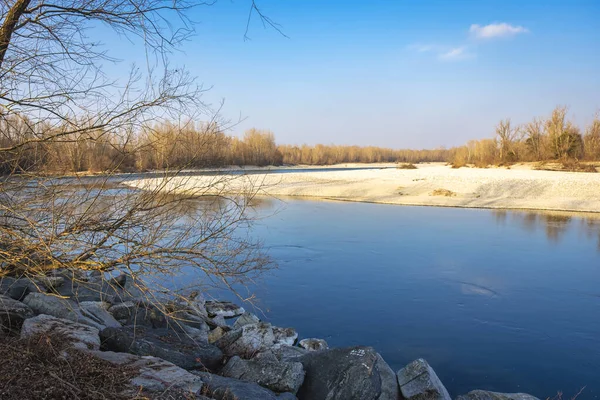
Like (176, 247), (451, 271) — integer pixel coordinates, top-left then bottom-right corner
(104, 0), (600, 148)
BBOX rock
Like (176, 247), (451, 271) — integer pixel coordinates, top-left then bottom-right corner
(208, 326), (227, 344)
(221, 356), (305, 394)
(255, 350), (279, 363)
(107, 301), (137, 320)
(205, 301), (245, 318)
(397, 358), (451, 400)
(0, 294), (34, 333)
(233, 312), (260, 329)
(299, 338), (328, 351)
(0, 277), (41, 301)
(181, 322), (210, 342)
(296, 346), (400, 400)
(277, 393), (298, 400)
(217, 322), (275, 357)
(273, 326), (298, 347)
(56, 273), (146, 303)
(456, 391), (540, 400)
(21, 314), (100, 350)
(79, 301), (121, 328)
(89, 350), (206, 395)
(272, 345), (309, 361)
(209, 314), (228, 328)
(100, 325), (223, 370)
(193, 371), (280, 400)
(35, 276), (65, 290)
(123, 304), (169, 328)
(22, 292), (105, 330)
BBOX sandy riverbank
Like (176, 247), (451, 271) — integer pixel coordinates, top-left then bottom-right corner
(125, 163), (600, 213)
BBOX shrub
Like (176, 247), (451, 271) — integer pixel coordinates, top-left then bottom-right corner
(397, 163), (417, 169)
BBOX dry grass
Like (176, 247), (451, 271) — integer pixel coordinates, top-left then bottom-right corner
(431, 188), (456, 197)
(535, 161), (598, 173)
(0, 333), (139, 400)
(397, 163), (417, 170)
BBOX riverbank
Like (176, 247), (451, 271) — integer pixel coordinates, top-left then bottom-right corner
(125, 163), (600, 213)
(0, 271), (544, 399)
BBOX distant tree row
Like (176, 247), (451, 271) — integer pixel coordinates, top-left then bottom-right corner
(2, 106), (599, 175)
(451, 106), (600, 167)
(277, 144), (450, 165)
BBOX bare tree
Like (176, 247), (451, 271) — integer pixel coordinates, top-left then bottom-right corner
(495, 119), (520, 162)
(0, 0), (275, 303)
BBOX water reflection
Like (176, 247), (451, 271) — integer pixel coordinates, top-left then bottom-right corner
(493, 210), (600, 250)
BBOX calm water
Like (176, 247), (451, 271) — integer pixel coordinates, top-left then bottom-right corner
(223, 199), (600, 399)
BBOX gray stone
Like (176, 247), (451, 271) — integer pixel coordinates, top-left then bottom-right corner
(35, 276), (65, 290)
(193, 371), (280, 400)
(0, 294), (34, 333)
(89, 350), (205, 394)
(209, 314), (228, 328)
(273, 326), (298, 347)
(273, 344), (309, 361)
(205, 301), (245, 318)
(22, 292), (105, 330)
(107, 301), (137, 320)
(21, 314), (100, 350)
(56, 273), (146, 303)
(296, 346), (400, 400)
(99, 325), (223, 370)
(397, 358), (450, 400)
(255, 350), (279, 363)
(277, 393), (298, 400)
(233, 312), (260, 329)
(299, 338), (328, 351)
(456, 390), (540, 400)
(221, 356), (305, 394)
(79, 301), (121, 328)
(0, 277), (41, 301)
(217, 322), (275, 357)
(208, 326), (227, 344)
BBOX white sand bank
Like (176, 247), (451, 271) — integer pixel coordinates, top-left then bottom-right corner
(125, 163), (600, 213)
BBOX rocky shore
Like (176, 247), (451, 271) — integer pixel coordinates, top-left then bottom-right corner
(1, 271), (542, 400)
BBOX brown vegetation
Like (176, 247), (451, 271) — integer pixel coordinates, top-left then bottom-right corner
(0, 333), (137, 400)
(450, 106), (600, 168)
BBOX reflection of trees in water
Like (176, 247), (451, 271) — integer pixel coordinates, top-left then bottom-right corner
(492, 210), (600, 249)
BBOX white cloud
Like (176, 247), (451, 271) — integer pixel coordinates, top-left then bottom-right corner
(469, 23), (529, 39)
(438, 46), (473, 61)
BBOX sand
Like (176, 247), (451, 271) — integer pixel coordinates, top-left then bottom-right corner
(125, 163), (600, 213)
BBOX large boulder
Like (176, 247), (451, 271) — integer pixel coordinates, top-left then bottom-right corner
(299, 338), (328, 351)
(0, 294), (34, 333)
(456, 391), (540, 400)
(89, 350), (206, 396)
(295, 346), (399, 400)
(397, 358), (451, 400)
(221, 356), (305, 394)
(233, 312), (260, 329)
(22, 292), (105, 330)
(205, 301), (245, 318)
(56, 273), (146, 303)
(21, 314), (100, 350)
(0, 277), (41, 301)
(99, 325), (223, 370)
(79, 301), (121, 328)
(273, 344), (309, 361)
(215, 322), (275, 357)
(273, 326), (298, 347)
(193, 371), (283, 400)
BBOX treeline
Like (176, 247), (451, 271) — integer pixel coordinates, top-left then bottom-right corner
(2, 105), (599, 175)
(278, 145), (449, 165)
(451, 106), (600, 167)
(0, 116), (449, 174)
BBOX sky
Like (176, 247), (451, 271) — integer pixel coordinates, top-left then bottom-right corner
(102, 0), (600, 149)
